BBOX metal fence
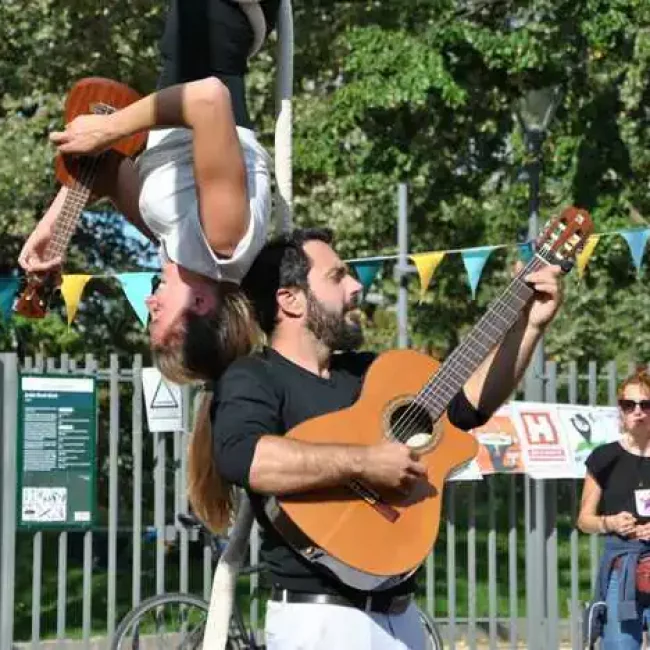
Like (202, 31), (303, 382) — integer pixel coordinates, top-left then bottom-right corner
(0, 352), (638, 649)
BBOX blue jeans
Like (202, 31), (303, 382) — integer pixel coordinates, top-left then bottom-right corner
(602, 569), (647, 649)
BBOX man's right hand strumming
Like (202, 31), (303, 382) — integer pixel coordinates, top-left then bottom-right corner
(244, 435), (428, 496)
(359, 440), (427, 491)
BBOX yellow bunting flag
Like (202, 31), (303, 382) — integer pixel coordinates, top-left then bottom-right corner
(60, 275), (93, 325)
(576, 235), (601, 279)
(410, 252), (446, 302)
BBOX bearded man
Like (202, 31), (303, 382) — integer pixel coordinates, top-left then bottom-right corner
(205, 227), (563, 650)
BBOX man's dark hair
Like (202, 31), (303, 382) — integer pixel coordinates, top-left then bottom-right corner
(241, 228), (334, 335)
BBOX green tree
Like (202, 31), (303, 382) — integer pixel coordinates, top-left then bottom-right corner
(250, 0), (650, 370)
(1, 0), (649, 366)
(0, 0), (165, 360)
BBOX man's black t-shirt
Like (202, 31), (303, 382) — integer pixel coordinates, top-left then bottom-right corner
(156, 0), (281, 126)
(212, 347), (490, 596)
(586, 442), (650, 524)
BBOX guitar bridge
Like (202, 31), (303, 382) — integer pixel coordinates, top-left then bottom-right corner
(348, 480), (400, 523)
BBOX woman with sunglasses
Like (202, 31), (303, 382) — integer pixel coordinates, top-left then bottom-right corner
(19, 0), (280, 384)
(578, 367), (650, 649)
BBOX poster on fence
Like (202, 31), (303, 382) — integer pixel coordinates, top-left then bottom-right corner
(471, 405), (524, 475)
(434, 401), (621, 481)
(142, 367), (184, 432)
(17, 375), (97, 529)
(509, 402), (575, 479)
(447, 406), (520, 481)
(556, 405), (621, 477)
(447, 457), (483, 482)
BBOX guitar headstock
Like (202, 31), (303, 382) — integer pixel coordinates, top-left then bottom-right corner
(535, 206), (594, 272)
(14, 274), (59, 319)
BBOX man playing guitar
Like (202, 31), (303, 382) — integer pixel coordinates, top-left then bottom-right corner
(202, 227), (564, 649)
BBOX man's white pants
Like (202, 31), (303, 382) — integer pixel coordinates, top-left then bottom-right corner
(265, 601), (427, 650)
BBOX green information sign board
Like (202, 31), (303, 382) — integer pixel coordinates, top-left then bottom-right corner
(17, 375), (97, 530)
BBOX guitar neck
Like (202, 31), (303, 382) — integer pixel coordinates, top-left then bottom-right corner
(418, 253), (551, 420)
(43, 167), (96, 262)
(43, 100), (115, 264)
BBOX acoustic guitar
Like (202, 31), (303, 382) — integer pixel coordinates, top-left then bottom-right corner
(15, 77), (147, 318)
(264, 206), (594, 591)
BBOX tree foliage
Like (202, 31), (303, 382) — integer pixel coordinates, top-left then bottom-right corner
(0, 0), (648, 369)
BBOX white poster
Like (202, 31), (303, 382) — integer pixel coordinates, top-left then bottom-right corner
(22, 487), (67, 523)
(510, 402), (575, 479)
(556, 404), (620, 478)
(142, 367), (184, 433)
(447, 458), (483, 482)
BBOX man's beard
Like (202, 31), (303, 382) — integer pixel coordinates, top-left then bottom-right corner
(305, 292), (364, 352)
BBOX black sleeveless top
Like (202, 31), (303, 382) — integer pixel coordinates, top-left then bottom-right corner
(586, 442), (650, 524)
(156, 0), (281, 127)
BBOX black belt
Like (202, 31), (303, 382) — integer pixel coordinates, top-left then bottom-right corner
(269, 586), (412, 615)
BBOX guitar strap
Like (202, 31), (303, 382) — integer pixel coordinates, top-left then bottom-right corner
(233, 0), (267, 57)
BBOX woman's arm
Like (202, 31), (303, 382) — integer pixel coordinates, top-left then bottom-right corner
(50, 78), (249, 257)
(578, 472), (637, 536)
(577, 472), (607, 534)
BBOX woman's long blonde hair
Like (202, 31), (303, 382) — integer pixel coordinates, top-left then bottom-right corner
(187, 388), (233, 532)
(152, 282), (262, 532)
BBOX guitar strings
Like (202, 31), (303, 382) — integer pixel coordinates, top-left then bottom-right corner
(390, 254), (545, 444)
(48, 157), (101, 257)
(47, 150), (102, 255)
(408, 255), (545, 415)
(393, 239), (574, 445)
(389, 256), (539, 443)
(390, 291), (534, 443)
(387, 252), (550, 445)
(46, 104), (116, 260)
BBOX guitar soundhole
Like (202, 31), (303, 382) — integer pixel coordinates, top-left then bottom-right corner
(387, 401), (438, 451)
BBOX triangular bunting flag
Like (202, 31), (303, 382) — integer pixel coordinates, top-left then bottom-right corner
(60, 275), (93, 325)
(117, 272), (156, 326)
(461, 247), (495, 299)
(620, 229), (650, 275)
(576, 235), (601, 280)
(410, 252), (446, 302)
(517, 242), (534, 264)
(350, 261), (382, 294)
(0, 278), (20, 321)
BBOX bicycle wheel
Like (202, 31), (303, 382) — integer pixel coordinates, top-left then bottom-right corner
(417, 606), (444, 650)
(111, 592), (248, 650)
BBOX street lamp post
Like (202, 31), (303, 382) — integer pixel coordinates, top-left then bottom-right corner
(516, 86), (563, 245)
(515, 84), (562, 396)
(515, 84), (562, 650)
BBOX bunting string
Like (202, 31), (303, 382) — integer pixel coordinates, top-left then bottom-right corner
(0, 226), (646, 328)
(346, 226), (649, 297)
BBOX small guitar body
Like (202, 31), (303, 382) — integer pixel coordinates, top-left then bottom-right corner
(15, 77), (146, 319)
(267, 206), (595, 591)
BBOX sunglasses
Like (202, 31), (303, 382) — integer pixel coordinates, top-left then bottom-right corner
(618, 399), (650, 414)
